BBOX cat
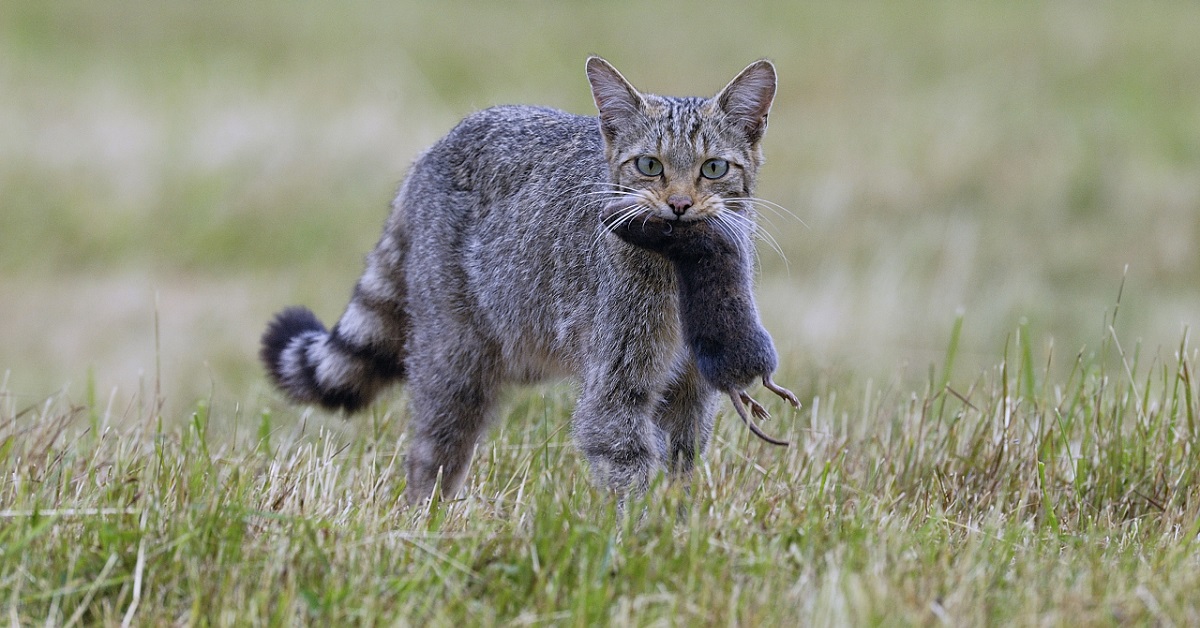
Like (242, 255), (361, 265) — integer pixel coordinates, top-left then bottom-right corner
(600, 209), (800, 446)
(261, 56), (782, 504)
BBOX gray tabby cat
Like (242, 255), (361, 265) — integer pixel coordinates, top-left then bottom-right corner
(261, 56), (782, 503)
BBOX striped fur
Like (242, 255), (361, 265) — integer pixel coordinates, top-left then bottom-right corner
(261, 234), (410, 412)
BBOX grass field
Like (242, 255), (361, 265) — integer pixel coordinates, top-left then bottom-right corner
(3, 1), (1200, 624)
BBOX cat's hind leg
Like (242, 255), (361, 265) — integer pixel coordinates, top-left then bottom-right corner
(652, 359), (721, 480)
(402, 325), (503, 505)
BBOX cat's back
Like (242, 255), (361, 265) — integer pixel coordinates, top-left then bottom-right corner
(396, 103), (610, 279)
(447, 105), (600, 151)
(418, 105), (603, 203)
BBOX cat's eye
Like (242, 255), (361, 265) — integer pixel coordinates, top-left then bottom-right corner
(635, 155), (664, 177)
(700, 158), (729, 180)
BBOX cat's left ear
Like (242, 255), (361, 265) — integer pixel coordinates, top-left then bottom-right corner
(586, 56), (645, 141)
(715, 60), (777, 143)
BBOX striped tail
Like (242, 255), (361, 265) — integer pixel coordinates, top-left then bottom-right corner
(261, 248), (410, 412)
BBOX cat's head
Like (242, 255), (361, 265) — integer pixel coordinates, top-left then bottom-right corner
(587, 56), (776, 224)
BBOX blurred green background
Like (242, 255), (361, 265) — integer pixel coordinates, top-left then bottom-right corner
(2, 1), (1198, 416)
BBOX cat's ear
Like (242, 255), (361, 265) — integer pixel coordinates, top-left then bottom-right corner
(586, 56), (644, 139)
(715, 59), (777, 143)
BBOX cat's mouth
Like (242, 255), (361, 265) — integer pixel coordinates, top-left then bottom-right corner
(600, 198), (710, 229)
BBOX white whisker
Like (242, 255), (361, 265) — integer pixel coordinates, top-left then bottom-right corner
(593, 202), (656, 249)
(726, 196), (809, 230)
(711, 212), (765, 274)
(719, 208), (789, 271)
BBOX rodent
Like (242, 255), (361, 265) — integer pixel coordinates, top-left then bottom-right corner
(602, 206), (800, 446)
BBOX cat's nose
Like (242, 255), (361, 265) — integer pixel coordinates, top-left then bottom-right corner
(667, 195), (693, 216)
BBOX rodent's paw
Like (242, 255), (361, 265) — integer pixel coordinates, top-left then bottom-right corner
(738, 390), (772, 421)
(728, 389), (789, 447)
(763, 376), (801, 408)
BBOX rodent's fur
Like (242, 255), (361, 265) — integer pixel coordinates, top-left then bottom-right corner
(261, 57), (785, 503)
(602, 210), (799, 445)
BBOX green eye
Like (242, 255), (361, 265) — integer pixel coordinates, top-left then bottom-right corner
(635, 155), (664, 177)
(700, 158), (729, 179)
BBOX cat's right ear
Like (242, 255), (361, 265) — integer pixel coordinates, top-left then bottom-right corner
(586, 57), (644, 140)
(715, 59), (777, 144)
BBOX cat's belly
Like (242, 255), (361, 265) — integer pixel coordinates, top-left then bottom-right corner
(495, 316), (589, 384)
(502, 349), (572, 384)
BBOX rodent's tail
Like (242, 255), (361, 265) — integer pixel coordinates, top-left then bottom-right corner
(261, 241), (410, 412)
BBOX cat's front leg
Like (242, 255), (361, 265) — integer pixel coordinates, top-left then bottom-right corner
(572, 366), (670, 500)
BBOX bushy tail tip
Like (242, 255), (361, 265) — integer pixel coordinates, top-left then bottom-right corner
(260, 306), (373, 413)
(261, 307), (324, 385)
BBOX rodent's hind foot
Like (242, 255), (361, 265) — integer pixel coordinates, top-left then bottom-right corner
(729, 390), (789, 447)
(738, 391), (772, 421)
(763, 376), (801, 408)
